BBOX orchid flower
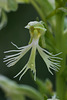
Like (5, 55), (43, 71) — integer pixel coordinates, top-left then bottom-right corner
(4, 21), (62, 80)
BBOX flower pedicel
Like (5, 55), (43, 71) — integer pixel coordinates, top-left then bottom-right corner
(4, 21), (62, 80)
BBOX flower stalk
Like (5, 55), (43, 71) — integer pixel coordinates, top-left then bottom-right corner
(55, 1), (66, 100)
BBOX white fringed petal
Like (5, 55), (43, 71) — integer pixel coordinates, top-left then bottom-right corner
(37, 45), (61, 75)
(4, 43), (32, 67)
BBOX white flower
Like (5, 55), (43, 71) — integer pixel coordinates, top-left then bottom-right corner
(47, 99), (59, 100)
(47, 98), (59, 100)
(47, 94), (59, 100)
(3, 21), (62, 80)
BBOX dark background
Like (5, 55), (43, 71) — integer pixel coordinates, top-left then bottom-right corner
(0, 4), (55, 100)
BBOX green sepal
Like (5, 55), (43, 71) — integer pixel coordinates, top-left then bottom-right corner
(0, 0), (18, 12)
(39, 34), (46, 48)
(0, 0), (8, 12)
(0, 10), (7, 30)
(7, 0), (18, 12)
(39, 29), (57, 53)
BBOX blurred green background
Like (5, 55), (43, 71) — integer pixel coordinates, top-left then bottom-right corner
(0, 4), (55, 100)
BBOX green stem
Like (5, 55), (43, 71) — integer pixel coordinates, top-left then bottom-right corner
(55, 2), (66, 100)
